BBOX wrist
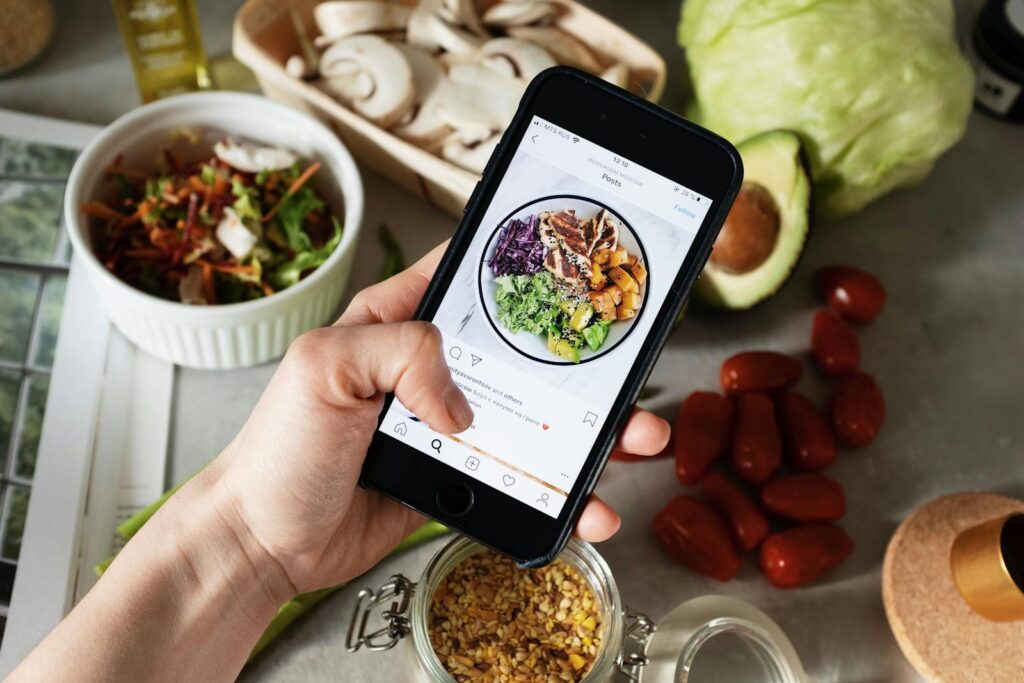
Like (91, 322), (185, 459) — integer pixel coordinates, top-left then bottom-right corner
(19, 466), (298, 682)
(164, 465), (297, 619)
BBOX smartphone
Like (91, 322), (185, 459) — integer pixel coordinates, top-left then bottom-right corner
(362, 67), (742, 566)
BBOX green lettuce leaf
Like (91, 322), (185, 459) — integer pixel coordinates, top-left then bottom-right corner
(231, 177), (262, 223)
(275, 186), (322, 253)
(679, 0), (974, 217)
(494, 272), (562, 336)
(270, 217), (342, 289)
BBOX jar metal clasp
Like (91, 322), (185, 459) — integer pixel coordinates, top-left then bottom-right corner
(618, 609), (656, 681)
(346, 574), (417, 652)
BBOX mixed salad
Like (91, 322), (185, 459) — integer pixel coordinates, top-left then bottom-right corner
(83, 138), (342, 305)
(489, 207), (646, 363)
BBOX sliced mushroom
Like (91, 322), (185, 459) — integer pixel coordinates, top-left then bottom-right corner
(314, 1), (411, 44)
(214, 138), (298, 173)
(439, 0), (488, 37)
(436, 63), (525, 132)
(600, 62), (630, 90)
(431, 16), (485, 54)
(391, 44), (452, 145)
(479, 38), (556, 80)
(442, 130), (500, 173)
(481, 1), (557, 27)
(215, 207), (259, 261)
(409, 0), (483, 55)
(318, 35), (415, 127)
(507, 26), (602, 73)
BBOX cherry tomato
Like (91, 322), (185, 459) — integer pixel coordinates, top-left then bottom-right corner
(674, 392), (734, 485)
(815, 265), (886, 324)
(830, 371), (885, 447)
(811, 309), (860, 376)
(778, 392), (837, 471)
(730, 393), (782, 486)
(612, 434), (673, 463)
(653, 495), (741, 581)
(761, 473), (846, 522)
(760, 524), (854, 588)
(701, 472), (770, 551)
(721, 351), (803, 397)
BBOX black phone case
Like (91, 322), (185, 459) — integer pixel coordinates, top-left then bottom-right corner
(364, 66), (742, 567)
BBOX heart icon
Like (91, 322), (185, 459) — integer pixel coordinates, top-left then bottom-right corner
(542, 423), (549, 430)
(502, 474), (516, 487)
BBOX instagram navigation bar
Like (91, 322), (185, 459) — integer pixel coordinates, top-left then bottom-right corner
(384, 410), (568, 518)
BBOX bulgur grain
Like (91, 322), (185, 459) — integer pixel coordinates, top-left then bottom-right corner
(429, 551), (602, 683)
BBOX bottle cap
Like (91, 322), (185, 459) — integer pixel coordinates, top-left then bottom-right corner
(950, 513), (1024, 621)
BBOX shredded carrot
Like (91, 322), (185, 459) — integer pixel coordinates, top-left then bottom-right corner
(118, 210), (142, 227)
(262, 161), (321, 223)
(213, 175), (230, 195)
(261, 282), (275, 297)
(286, 160), (321, 195)
(201, 262), (216, 304)
(81, 201), (125, 222)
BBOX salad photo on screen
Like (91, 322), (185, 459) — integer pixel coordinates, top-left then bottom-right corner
(480, 197), (648, 364)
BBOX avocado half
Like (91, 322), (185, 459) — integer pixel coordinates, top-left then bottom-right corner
(695, 130), (812, 310)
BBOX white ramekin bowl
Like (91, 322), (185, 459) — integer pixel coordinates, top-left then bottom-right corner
(65, 92), (364, 370)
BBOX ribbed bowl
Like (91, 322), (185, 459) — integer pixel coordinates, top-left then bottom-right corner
(65, 92), (364, 369)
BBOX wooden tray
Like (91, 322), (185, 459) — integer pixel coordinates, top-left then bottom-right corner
(233, 0), (667, 218)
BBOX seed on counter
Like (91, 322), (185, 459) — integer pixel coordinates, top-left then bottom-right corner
(429, 550), (603, 682)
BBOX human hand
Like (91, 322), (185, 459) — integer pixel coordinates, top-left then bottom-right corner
(212, 242), (671, 595)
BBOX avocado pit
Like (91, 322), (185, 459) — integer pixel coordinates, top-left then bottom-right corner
(710, 182), (780, 274)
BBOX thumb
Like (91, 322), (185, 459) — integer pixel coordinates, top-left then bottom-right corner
(297, 321), (473, 434)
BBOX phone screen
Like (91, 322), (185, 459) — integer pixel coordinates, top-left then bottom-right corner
(379, 115), (712, 518)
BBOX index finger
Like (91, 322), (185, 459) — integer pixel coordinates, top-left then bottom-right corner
(336, 240), (449, 326)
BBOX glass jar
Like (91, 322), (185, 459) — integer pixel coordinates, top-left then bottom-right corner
(347, 536), (809, 682)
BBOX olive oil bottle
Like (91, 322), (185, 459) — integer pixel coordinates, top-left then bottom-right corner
(112, 0), (211, 102)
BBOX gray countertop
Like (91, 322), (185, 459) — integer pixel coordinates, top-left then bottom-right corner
(3, 1), (1022, 681)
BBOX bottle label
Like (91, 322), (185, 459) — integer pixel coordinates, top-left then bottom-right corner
(968, 41), (1022, 115)
(114, 0), (210, 102)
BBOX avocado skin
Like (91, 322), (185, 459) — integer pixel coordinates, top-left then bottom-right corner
(694, 130), (813, 310)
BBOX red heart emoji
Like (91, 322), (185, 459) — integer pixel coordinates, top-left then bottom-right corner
(542, 423), (549, 430)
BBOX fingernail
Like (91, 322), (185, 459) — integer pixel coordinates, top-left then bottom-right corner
(444, 383), (473, 430)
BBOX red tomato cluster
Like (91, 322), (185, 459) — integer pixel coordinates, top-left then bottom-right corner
(649, 265), (886, 588)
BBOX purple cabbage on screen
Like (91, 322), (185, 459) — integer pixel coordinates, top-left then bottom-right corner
(488, 214), (546, 277)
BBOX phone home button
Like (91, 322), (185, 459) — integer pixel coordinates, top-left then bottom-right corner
(436, 480), (475, 517)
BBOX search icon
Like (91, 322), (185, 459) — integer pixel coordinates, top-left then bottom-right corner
(431, 439), (442, 453)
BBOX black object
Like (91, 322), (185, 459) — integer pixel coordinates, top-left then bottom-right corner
(436, 481), (475, 518)
(972, 0), (1024, 121)
(362, 67), (742, 567)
